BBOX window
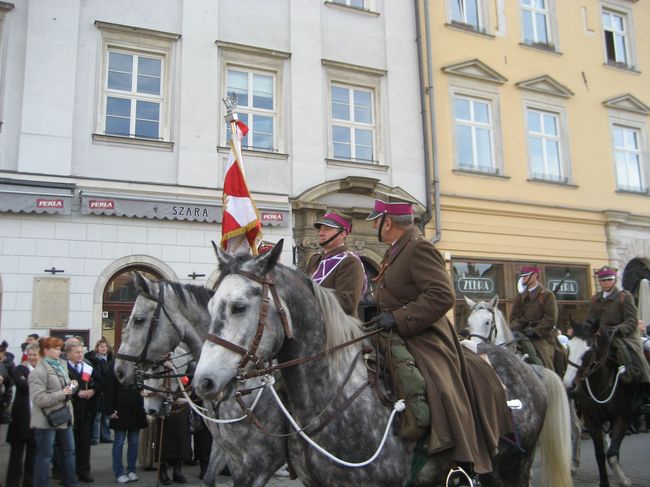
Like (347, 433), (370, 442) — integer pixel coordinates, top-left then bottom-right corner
(454, 95), (495, 173)
(602, 9), (629, 66)
(333, 0), (364, 7)
(94, 22), (179, 146)
(612, 125), (645, 192)
(225, 68), (275, 151)
(104, 51), (163, 139)
(521, 0), (549, 45)
(451, 0), (482, 31)
(526, 109), (564, 182)
(330, 84), (375, 162)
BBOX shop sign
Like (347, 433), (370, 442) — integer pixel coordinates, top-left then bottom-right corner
(457, 277), (494, 294)
(37, 198), (64, 209)
(88, 199), (115, 210)
(261, 212), (283, 222)
(548, 279), (579, 295)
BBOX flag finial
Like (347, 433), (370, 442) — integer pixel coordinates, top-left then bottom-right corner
(223, 92), (239, 123)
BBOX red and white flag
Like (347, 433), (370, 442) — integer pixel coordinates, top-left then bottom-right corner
(221, 120), (262, 255)
(80, 362), (93, 382)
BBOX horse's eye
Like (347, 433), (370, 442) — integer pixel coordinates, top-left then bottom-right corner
(231, 303), (247, 314)
(134, 316), (146, 325)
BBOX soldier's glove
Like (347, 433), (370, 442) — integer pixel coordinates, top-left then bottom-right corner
(523, 328), (536, 339)
(374, 312), (397, 331)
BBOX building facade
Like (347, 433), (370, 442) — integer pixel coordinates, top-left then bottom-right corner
(417, 0), (650, 327)
(0, 0), (425, 352)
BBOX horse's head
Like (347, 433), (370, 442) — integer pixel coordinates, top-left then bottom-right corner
(142, 345), (191, 416)
(193, 240), (292, 401)
(563, 319), (599, 391)
(114, 272), (186, 385)
(465, 295), (499, 344)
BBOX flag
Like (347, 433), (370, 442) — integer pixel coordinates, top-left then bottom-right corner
(81, 362), (93, 382)
(220, 120), (262, 254)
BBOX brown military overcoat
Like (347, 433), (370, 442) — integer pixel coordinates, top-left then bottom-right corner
(306, 245), (365, 317)
(509, 284), (557, 369)
(586, 287), (650, 383)
(375, 226), (510, 474)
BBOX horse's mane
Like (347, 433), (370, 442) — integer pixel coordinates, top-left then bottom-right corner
(164, 280), (215, 310)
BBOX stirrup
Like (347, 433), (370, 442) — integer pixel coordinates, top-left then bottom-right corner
(446, 466), (481, 487)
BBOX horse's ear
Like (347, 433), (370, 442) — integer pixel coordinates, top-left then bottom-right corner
(488, 295), (499, 308)
(132, 271), (156, 300)
(211, 240), (233, 270)
(464, 296), (477, 308)
(253, 239), (284, 275)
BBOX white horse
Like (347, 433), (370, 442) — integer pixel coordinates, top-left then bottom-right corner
(464, 295), (514, 347)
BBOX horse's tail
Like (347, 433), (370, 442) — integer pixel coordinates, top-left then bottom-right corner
(537, 367), (573, 487)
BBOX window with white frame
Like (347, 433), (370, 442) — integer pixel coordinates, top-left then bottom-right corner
(451, 0), (483, 31)
(454, 95), (495, 173)
(602, 8), (630, 67)
(612, 124), (645, 192)
(225, 68), (275, 151)
(521, 0), (550, 45)
(330, 84), (375, 162)
(526, 108), (564, 181)
(94, 22), (178, 146)
(333, 0), (365, 8)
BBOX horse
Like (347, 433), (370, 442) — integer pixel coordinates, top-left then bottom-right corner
(464, 296), (582, 475)
(113, 274), (287, 487)
(563, 320), (644, 487)
(141, 344), (192, 417)
(193, 240), (572, 487)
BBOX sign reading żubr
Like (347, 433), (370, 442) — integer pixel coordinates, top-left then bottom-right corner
(549, 280), (579, 295)
(458, 277), (494, 294)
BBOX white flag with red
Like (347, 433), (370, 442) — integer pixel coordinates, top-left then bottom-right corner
(221, 120), (262, 254)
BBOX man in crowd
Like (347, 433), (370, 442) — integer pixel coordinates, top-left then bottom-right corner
(509, 265), (558, 369)
(306, 210), (366, 317)
(67, 341), (99, 483)
(366, 197), (510, 479)
(586, 266), (650, 387)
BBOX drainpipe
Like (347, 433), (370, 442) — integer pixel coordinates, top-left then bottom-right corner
(414, 0), (441, 243)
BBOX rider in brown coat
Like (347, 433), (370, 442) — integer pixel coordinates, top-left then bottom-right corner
(306, 211), (366, 317)
(509, 265), (558, 370)
(367, 198), (511, 476)
(586, 266), (650, 386)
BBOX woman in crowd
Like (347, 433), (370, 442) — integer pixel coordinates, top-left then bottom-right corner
(103, 362), (147, 483)
(85, 338), (113, 444)
(6, 342), (40, 487)
(29, 337), (78, 487)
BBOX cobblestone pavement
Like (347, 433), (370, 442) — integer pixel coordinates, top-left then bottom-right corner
(1, 427), (649, 486)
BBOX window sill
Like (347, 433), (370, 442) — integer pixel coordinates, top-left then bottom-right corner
(527, 177), (578, 188)
(452, 168), (509, 179)
(326, 158), (388, 171)
(602, 62), (641, 75)
(217, 145), (289, 160)
(519, 42), (563, 56)
(92, 133), (174, 151)
(445, 22), (494, 39)
(615, 188), (649, 196)
(323, 1), (380, 17)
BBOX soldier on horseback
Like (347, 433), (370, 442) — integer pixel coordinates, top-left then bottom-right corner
(509, 264), (559, 371)
(306, 210), (366, 318)
(587, 266), (650, 391)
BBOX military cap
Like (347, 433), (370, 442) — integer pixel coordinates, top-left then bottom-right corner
(518, 264), (541, 278)
(314, 211), (353, 233)
(595, 266), (617, 280)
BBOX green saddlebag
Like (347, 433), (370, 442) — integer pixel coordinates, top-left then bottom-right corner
(377, 331), (430, 440)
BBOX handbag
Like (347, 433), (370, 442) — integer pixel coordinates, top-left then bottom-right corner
(46, 405), (72, 427)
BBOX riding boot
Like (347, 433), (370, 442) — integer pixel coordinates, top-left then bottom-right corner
(159, 462), (172, 486)
(172, 460), (186, 483)
(199, 461), (209, 480)
(514, 333), (544, 366)
(613, 344), (636, 384)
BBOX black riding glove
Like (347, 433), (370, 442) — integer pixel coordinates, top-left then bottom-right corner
(523, 328), (537, 339)
(374, 312), (397, 331)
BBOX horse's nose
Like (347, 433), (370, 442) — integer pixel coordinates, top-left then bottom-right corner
(199, 377), (216, 393)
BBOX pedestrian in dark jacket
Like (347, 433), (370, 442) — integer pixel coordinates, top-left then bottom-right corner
(5, 343), (39, 487)
(85, 338), (113, 444)
(104, 364), (147, 483)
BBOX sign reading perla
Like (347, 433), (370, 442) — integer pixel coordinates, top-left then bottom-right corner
(457, 277), (494, 294)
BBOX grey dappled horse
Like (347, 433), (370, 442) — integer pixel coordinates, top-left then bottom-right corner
(142, 344), (191, 416)
(564, 321), (642, 487)
(194, 241), (572, 487)
(113, 274), (286, 487)
(465, 295), (582, 475)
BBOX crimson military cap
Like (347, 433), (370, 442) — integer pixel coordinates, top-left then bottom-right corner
(596, 266), (617, 280)
(314, 211), (353, 233)
(518, 264), (541, 278)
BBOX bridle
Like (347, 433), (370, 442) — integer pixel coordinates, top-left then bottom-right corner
(116, 282), (186, 369)
(205, 270), (292, 381)
(467, 306), (497, 344)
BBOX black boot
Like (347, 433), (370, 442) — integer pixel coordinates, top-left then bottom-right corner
(159, 462), (172, 486)
(199, 461), (208, 480)
(172, 461), (186, 483)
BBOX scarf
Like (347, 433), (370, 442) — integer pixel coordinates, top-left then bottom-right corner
(44, 357), (69, 379)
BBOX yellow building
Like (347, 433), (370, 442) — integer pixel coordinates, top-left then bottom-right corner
(416, 0), (650, 327)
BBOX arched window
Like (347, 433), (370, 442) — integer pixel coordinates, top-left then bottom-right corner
(623, 258), (650, 302)
(102, 266), (162, 351)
